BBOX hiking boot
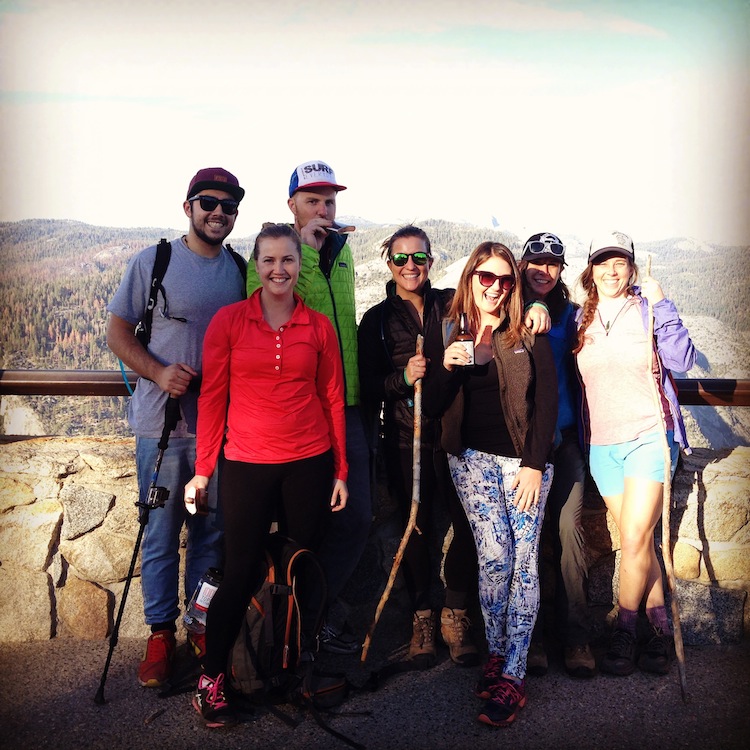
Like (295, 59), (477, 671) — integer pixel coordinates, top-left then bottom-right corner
(187, 631), (207, 663)
(475, 654), (505, 699)
(564, 644), (596, 679)
(408, 610), (436, 665)
(440, 607), (480, 667)
(639, 625), (674, 675)
(193, 673), (237, 728)
(319, 621), (361, 655)
(138, 630), (175, 688)
(526, 641), (548, 677)
(478, 677), (527, 727)
(601, 629), (637, 676)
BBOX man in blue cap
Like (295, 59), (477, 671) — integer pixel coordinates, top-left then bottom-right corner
(246, 160), (370, 654)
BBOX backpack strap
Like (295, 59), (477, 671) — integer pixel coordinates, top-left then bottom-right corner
(225, 243), (248, 298)
(135, 240), (247, 348)
(135, 238), (171, 348)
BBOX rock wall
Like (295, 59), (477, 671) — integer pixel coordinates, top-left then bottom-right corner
(0, 437), (747, 644)
(0, 437), (148, 641)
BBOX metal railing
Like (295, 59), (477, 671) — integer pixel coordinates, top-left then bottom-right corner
(0, 370), (749, 406)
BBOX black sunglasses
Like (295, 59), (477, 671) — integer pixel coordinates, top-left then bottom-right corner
(389, 252), (431, 267)
(188, 195), (239, 215)
(473, 271), (515, 291)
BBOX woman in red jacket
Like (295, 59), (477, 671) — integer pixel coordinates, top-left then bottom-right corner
(185, 223), (348, 728)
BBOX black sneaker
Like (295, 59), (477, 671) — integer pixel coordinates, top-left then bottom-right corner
(193, 673), (237, 728)
(319, 622), (361, 655)
(601, 629), (637, 676)
(639, 625), (674, 675)
(478, 677), (527, 727)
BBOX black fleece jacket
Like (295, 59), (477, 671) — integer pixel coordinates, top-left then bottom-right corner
(358, 280), (454, 451)
(422, 317), (558, 470)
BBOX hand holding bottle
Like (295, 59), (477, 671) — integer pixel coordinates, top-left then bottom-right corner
(454, 312), (475, 365)
(444, 341), (474, 370)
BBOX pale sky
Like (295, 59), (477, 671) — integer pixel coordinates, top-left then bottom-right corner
(1, 0), (748, 245)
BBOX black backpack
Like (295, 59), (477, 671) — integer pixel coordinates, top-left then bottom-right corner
(229, 534), (360, 747)
(134, 238), (247, 347)
(229, 533), (327, 699)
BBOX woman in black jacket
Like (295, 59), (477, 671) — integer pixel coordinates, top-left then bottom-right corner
(358, 225), (479, 667)
(423, 241), (557, 729)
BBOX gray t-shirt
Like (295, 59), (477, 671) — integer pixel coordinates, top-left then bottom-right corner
(107, 236), (245, 437)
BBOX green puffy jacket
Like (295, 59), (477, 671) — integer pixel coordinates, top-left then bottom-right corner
(246, 228), (360, 406)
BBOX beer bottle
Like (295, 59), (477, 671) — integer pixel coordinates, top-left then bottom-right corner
(456, 312), (475, 365)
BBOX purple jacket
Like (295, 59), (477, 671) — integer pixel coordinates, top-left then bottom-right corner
(576, 289), (696, 453)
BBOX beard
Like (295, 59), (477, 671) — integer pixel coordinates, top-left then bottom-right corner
(191, 215), (229, 246)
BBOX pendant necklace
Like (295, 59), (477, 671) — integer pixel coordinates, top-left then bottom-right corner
(598, 299), (630, 335)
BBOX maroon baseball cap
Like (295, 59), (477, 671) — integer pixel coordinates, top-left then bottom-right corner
(186, 167), (245, 202)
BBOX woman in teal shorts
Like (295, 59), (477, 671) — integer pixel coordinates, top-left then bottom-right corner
(574, 231), (695, 678)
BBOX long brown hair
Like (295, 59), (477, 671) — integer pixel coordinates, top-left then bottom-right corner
(573, 256), (639, 354)
(447, 242), (525, 348)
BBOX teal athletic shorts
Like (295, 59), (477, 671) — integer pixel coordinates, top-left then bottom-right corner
(589, 430), (678, 497)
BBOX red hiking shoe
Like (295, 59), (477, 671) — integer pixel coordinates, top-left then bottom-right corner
(137, 630), (175, 688)
(475, 654), (504, 699)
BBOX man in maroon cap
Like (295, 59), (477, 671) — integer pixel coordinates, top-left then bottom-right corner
(107, 167), (246, 688)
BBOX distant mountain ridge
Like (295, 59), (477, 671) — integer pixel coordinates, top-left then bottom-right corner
(0, 218), (748, 447)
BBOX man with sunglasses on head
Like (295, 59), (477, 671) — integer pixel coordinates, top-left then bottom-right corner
(107, 167), (247, 688)
(246, 159), (369, 655)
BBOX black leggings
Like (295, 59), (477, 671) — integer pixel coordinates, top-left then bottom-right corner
(203, 451), (333, 677)
(386, 441), (478, 611)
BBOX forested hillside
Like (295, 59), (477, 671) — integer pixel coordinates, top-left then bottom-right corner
(0, 219), (748, 439)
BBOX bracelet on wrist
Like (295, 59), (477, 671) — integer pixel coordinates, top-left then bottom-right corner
(524, 300), (549, 313)
(403, 369), (412, 387)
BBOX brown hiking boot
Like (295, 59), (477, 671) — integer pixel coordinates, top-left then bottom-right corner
(440, 607), (480, 667)
(526, 641), (548, 677)
(564, 644), (596, 678)
(408, 610), (436, 665)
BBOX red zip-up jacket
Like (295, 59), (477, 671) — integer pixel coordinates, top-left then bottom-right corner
(195, 290), (348, 481)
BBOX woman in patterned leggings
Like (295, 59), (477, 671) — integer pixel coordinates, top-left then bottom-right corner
(423, 241), (557, 728)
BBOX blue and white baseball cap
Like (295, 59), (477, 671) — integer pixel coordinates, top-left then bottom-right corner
(288, 160), (347, 197)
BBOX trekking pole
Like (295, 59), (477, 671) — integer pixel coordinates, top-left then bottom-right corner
(362, 335), (424, 662)
(644, 256), (688, 703)
(94, 396), (181, 705)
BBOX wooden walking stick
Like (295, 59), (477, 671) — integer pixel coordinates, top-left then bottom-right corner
(362, 334), (424, 662)
(645, 254), (689, 702)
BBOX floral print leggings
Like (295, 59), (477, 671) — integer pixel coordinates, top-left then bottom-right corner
(448, 449), (554, 680)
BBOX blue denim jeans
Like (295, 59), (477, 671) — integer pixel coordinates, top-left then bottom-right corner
(136, 436), (224, 627)
(317, 406), (373, 610)
(448, 449), (553, 680)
